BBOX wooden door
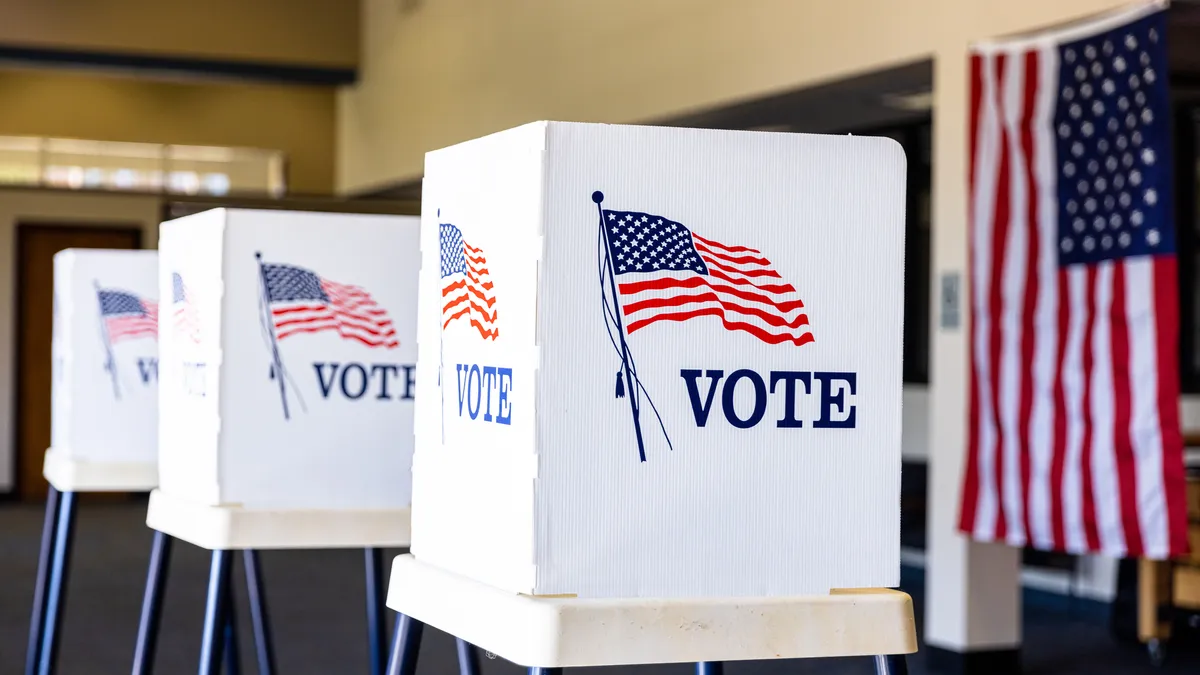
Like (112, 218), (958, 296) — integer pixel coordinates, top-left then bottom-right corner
(15, 224), (143, 501)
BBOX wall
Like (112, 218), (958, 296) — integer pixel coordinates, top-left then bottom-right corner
(0, 0), (357, 68)
(339, 0), (1131, 194)
(0, 189), (162, 490)
(0, 68), (337, 194)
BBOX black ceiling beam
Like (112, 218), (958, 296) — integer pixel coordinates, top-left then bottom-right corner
(0, 44), (356, 86)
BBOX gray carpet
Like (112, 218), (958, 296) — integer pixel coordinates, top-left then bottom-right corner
(0, 500), (1197, 674)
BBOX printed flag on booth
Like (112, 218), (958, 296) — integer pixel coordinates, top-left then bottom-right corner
(260, 261), (399, 349)
(98, 288), (158, 343)
(959, 2), (1190, 559)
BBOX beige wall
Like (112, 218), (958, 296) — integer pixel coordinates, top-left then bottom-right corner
(0, 68), (337, 194)
(339, 0), (1130, 194)
(0, 0), (357, 68)
(0, 189), (162, 490)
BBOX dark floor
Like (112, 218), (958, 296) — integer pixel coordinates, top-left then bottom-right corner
(0, 501), (1198, 675)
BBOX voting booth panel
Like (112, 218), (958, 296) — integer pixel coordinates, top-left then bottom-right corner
(158, 208), (420, 511)
(412, 121), (907, 598)
(50, 249), (159, 469)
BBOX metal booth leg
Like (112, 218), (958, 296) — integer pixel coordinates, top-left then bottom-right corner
(365, 548), (388, 675)
(242, 550), (276, 675)
(24, 486), (62, 675)
(384, 613), (425, 675)
(696, 663), (724, 675)
(198, 550), (233, 675)
(37, 488), (79, 675)
(222, 577), (241, 675)
(874, 654), (909, 675)
(131, 530), (175, 675)
(528, 669), (563, 675)
(455, 638), (481, 675)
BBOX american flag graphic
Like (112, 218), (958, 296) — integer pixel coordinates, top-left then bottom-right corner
(600, 209), (813, 346)
(172, 272), (201, 343)
(440, 224), (499, 340)
(960, 5), (1189, 559)
(261, 262), (399, 349)
(97, 289), (157, 343)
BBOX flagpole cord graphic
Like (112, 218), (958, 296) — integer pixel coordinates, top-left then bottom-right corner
(593, 191), (673, 461)
(94, 280), (121, 400)
(255, 252), (292, 420)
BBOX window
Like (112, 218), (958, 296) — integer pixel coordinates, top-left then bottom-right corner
(0, 136), (286, 198)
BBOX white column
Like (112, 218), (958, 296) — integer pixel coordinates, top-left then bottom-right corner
(924, 45), (1023, 663)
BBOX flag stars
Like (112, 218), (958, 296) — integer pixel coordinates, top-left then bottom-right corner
(1147, 228), (1161, 246)
(1144, 188), (1158, 206)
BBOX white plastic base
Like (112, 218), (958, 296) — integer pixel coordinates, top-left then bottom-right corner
(145, 489), (411, 550)
(386, 554), (917, 668)
(43, 447), (157, 492)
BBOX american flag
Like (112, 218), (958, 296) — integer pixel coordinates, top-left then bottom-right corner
(600, 208), (813, 346)
(960, 5), (1189, 559)
(172, 272), (201, 344)
(440, 223), (499, 340)
(261, 262), (399, 349)
(98, 289), (157, 343)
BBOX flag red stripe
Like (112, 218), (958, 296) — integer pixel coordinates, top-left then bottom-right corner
(986, 52), (1011, 542)
(623, 292), (810, 330)
(1080, 266), (1101, 550)
(691, 233), (762, 256)
(705, 267), (797, 294)
(960, 51), (986, 535)
(702, 255), (783, 280)
(1110, 262), (1144, 556)
(691, 241), (772, 266)
(625, 306), (814, 346)
(1050, 269), (1070, 550)
(1153, 257), (1189, 555)
(1017, 50), (1040, 545)
(618, 275), (807, 312)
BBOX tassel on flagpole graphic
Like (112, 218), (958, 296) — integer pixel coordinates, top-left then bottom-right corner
(615, 372), (625, 398)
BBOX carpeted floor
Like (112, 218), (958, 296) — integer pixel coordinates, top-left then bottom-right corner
(0, 500), (1197, 674)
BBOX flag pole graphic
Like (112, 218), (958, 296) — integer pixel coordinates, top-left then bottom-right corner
(593, 191), (647, 462)
(94, 280), (120, 400)
(255, 252), (290, 420)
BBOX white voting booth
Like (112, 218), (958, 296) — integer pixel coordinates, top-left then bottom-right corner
(148, 208), (419, 549)
(46, 249), (160, 491)
(388, 122), (915, 673)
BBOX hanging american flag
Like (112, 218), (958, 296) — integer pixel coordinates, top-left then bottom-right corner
(172, 272), (201, 344)
(97, 289), (158, 343)
(600, 208), (813, 346)
(260, 262), (399, 349)
(960, 3), (1189, 559)
(440, 223), (499, 340)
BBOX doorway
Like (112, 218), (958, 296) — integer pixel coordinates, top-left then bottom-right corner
(15, 223), (143, 502)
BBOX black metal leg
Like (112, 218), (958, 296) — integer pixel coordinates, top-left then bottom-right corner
(222, 578), (241, 675)
(24, 486), (62, 675)
(455, 639), (480, 675)
(365, 548), (388, 675)
(198, 550), (233, 675)
(242, 550), (276, 675)
(528, 669), (562, 675)
(874, 654), (908, 675)
(37, 489), (77, 675)
(384, 613), (424, 675)
(696, 663), (724, 675)
(131, 531), (174, 675)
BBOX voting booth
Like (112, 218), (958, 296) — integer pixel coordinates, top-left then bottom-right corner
(149, 208), (419, 546)
(27, 249), (160, 675)
(411, 121), (906, 599)
(46, 248), (160, 490)
(388, 122), (915, 675)
(136, 208), (421, 675)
